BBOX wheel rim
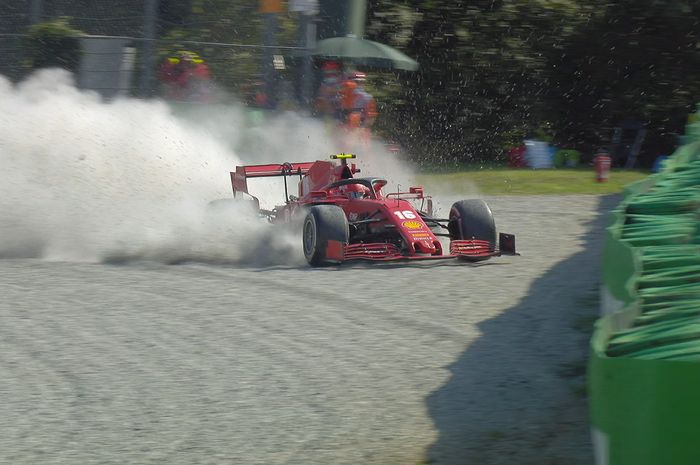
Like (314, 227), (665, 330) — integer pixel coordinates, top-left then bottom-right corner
(303, 217), (316, 257)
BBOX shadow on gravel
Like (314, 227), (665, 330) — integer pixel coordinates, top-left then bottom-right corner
(425, 195), (620, 465)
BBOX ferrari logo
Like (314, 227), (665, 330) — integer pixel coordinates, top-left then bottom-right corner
(402, 220), (423, 229)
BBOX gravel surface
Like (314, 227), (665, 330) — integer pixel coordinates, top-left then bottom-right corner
(0, 195), (615, 465)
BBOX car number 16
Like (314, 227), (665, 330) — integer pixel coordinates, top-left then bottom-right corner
(393, 210), (417, 220)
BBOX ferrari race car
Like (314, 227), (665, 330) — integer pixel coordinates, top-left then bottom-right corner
(225, 154), (517, 266)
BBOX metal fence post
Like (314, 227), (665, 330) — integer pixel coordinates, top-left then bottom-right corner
(30, 0), (43, 24)
(140, 0), (159, 97)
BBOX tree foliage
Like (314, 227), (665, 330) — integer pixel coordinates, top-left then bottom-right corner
(367, 0), (700, 166)
(150, 0), (700, 166)
(25, 18), (84, 73)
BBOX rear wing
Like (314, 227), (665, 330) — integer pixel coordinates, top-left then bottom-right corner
(231, 162), (315, 196)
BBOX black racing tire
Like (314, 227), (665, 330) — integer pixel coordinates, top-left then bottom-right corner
(302, 205), (349, 266)
(448, 199), (497, 246)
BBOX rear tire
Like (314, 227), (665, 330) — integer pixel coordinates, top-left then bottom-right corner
(302, 205), (349, 266)
(448, 200), (496, 259)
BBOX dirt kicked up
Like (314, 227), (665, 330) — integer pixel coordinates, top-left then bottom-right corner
(0, 194), (612, 465)
(0, 69), (417, 266)
(1, 67), (607, 465)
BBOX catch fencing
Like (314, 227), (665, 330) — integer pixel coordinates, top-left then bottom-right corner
(0, 0), (313, 104)
(0, 32), (307, 104)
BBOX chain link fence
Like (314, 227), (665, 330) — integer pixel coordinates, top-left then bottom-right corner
(0, 2), (311, 105)
(1, 33), (307, 103)
(0, 35), (33, 81)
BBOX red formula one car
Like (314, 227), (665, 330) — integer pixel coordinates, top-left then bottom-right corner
(227, 154), (517, 266)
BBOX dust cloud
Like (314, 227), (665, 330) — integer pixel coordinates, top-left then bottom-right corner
(173, 103), (420, 208)
(0, 69), (418, 266)
(0, 69), (285, 265)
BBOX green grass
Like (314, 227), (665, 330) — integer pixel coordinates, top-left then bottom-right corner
(416, 168), (649, 196)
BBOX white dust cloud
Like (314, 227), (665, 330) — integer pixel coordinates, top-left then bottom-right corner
(174, 105), (421, 205)
(0, 69), (423, 266)
(0, 69), (300, 265)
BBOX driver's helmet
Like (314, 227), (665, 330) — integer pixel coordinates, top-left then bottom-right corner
(341, 183), (370, 199)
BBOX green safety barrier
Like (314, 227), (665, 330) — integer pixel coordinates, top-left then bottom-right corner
(589, 105), (700, 465)
(590, 314), (700, 465)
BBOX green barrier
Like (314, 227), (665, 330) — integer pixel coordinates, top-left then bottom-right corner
(600, 228), (639, 309)
(590, 314), (700, 465)
(590, 105), (700, 464)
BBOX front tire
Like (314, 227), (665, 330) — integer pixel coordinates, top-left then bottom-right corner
(448, 200), (496, 261)
(302, 205), (349, 266)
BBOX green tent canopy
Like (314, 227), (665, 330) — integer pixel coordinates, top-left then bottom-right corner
(313, 36), (419, 71)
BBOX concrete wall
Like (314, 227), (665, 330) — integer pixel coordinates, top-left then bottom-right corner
(78, 37), (136, 99)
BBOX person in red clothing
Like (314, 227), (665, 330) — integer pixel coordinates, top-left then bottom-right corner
(345, 71), (378, 130)
(336, 71), (378, 151)
(339, 79), (360, 125)
(158, 51), (211, 102)
(314, 61), (342, 118)
(507, 144), (527, 168)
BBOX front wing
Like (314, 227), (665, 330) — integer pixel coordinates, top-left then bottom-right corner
(326, 233), (518, 262)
